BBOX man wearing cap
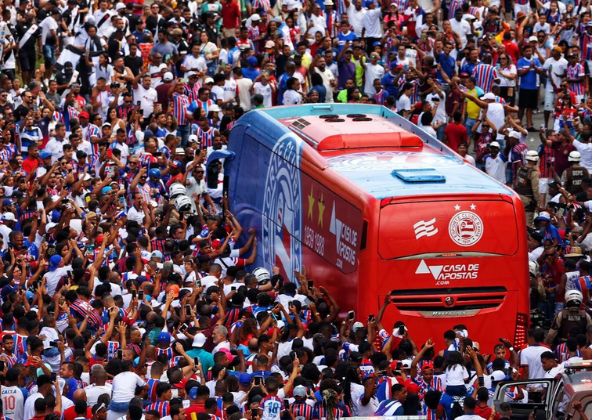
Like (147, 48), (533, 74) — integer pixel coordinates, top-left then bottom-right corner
(186, 333), (214, 375)
(483, 141), (508, 184)
(290, 385), (313, 418)
(560, 151), (589, 195)
(514, 150), (542, 225)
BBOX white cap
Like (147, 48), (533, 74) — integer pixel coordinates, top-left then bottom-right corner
(3, 212), (15, 222)
(82, 173), (92, 181)
(115, 2), (126, 10)
(265, 40), (276, 48)
(192, 333), (207, 348)
(351, 322), (365, 332)
(323, 0), (334, 5)
(568, 151), (581, 162)
(528, 35), (539, 42)
(507, 129), (520, 139)
(203, 77), (214, 84)
(175, 147), (185, 155)
(525, 150), (539, 161)
(163, 72), (174, 82)
(250, 13), (261, 21)
(188, 134), (199, 143)
(46, 222), (58, 233)
(489, 141), (501, 149)
(482, 92), (495, 100)
(208, 104), (221, 113)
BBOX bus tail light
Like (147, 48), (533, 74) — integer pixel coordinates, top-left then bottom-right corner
(514, 312), (528, 350)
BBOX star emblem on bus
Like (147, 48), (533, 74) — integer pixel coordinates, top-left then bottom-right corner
(307, 187), (315, 221)
(454, 204), (461, 211)
(317, 194), (326, 227)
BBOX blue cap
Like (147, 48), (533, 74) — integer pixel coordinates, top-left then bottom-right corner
(101, 186), (112, 195)
(247, 56), (258, 66)
(40, 151), (52, 159)
(157, 332), (171, 343)
(2, 199), (11, 206)
(49, 254), (62, 271)
(239, 373), (252, 385)
(51, 209), (61, 223)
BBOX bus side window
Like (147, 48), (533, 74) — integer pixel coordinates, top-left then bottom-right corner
(360, 220), (368, 250)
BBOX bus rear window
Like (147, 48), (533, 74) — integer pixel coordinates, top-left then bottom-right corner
(378, 199), (519, 259)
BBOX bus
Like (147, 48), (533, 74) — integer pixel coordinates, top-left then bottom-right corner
(219, 104), (529, 352)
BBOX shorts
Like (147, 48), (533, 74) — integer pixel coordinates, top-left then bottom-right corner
(18, 49), (36, 71)
(544, 88), (555, 111)
(43, 44), (56, 66)
(519, 88), (538, 109)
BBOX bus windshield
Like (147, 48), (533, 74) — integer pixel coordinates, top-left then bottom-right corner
(378, 199), (519, 259)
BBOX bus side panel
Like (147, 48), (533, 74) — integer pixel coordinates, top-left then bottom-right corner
(298, 171), (364, 313)
(227, 125), (305, 282)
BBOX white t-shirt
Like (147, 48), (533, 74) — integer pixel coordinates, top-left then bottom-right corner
(573, 140), (592, 173)
(84, 383), (113, 406)
(181, 54), (207, 73)
(363, 8), (382, 38)
(39, 16), (58, 45)
(43, 265), (73, 297)
(396, 94), (411, 113)
(364, 63), (384, 97)
(543, 57), (568, 88)
(484, 154), (508, 184)
(450, 18), (471, 47)
(445, 365), (469, 386)
(544, 363), (564, 379)
(455, 415), (486, 420)
(235, 78), (253, 111)
(133, 85), (158, 118)
(347, 4), (366, 36)
(111, 371), (145, 403)
(23, 392), (43, 420)
(519, 345), (548, 379)
(282, 90), (302, 105)
(2, 385), (26, 420)
(252, 82), (273, 108)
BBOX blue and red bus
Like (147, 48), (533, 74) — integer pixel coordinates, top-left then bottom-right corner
(220, 104), (529, 352)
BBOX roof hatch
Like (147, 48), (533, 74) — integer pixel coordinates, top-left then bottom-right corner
(391, 168), (446, 183)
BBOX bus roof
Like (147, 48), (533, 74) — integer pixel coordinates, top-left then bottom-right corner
(235, 104), (515, 199)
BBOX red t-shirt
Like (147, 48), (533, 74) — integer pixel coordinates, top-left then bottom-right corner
(63, 406), (92, 420)
(475, 404), (493, 418)
(22, 157), (40, 174)
(444, 122), (468, 152)
(221, 0), (241, 29)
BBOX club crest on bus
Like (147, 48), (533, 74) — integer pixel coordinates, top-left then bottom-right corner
(262, 134), (303, 283)
(448, 208), (484, 247)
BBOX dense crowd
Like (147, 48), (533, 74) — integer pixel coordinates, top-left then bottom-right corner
(0, 0), (592, 419)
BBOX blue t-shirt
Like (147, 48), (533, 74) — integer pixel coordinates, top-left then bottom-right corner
(381, 72), (400, 98)
(517, 56), (541, 90)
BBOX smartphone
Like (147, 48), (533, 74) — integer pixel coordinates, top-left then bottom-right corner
(253, 376), (262, 386)
(50, 372), (57, 381)
(194, 357), (199, 367)
(347, 310), (355, 320)
(137, 290), (144, 300)
(368, 314), (375, 322)
(307, 280), (314, 288)
(399, 325), (405, 335)
(283, 400), (290, 410)
(107, 149), (113, 158)
(289, 351), (296, 360)
(231, 286), (237, 291)
(0, 361), (5, 371)
(49, 341), (58, 348)
(179, 323), (188, 333)
(137, 100), (141, 106)
(185, 304), (192, 316)
(117, 349), (123, 359)
(251, 408), (258, 417)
